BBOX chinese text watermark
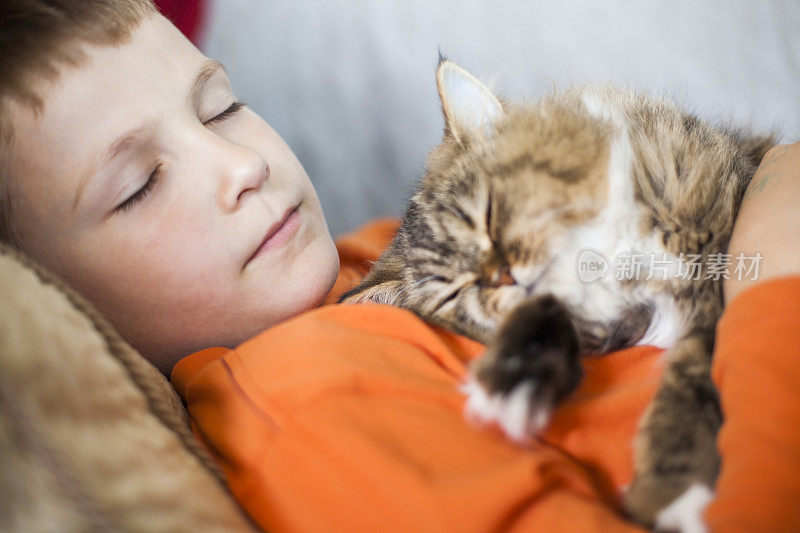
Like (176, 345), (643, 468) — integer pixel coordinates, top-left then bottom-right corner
(577, 249), (762, 283)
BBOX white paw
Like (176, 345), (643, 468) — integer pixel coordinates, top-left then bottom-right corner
(460, 379), (551, 443)
(655, 483), (714, 533)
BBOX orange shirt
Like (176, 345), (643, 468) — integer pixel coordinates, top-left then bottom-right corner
(172, 220), (800, 532)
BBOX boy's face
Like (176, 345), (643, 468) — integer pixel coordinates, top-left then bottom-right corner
(6, 13), (339, 373)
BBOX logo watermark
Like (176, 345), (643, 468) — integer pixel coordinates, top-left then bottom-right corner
(577, 249), (609, 283)
(577, 250), (762, 283)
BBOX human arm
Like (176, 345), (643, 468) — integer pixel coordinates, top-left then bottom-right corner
(724, 142), (800, 305)
(705, 142), (800, 531)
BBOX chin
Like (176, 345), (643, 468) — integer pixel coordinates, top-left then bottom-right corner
(308, 237), (341, 305)
(288, 233), (340, 313)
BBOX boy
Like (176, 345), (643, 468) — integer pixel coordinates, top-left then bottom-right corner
(2, 1), (799, 531)
(1, 0), (340, 374)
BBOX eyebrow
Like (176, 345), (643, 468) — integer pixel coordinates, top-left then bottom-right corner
(191, 59), (227, 114)
(73, 59), (227, 213)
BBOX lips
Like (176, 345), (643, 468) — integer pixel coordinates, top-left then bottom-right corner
(245, 204), (300, 265)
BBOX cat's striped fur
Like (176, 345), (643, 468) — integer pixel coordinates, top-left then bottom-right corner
(341, 59), (774, 529)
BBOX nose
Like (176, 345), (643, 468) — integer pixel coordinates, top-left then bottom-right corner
(480, 261), (516, 288)
(218, 148), (269, 212)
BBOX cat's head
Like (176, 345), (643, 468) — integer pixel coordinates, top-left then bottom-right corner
(342, 59), (629, 342)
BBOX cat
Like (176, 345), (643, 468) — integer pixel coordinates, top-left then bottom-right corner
(341, 57), (775, 531)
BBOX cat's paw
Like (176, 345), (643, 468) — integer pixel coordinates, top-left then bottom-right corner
(463, 295), (582, 442)
(625, 331), (721, 530)
(461, 378), (551, 443)
(653, 484), (714, 533)
(624, 475), (714, 533)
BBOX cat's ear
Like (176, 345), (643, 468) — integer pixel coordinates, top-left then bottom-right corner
(436, 58), (503, 143)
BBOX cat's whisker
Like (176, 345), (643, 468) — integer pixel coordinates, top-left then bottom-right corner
(411, 275), (438, 286)
(411, 274), (448, 290)
(521, 257), (557, 295)
(428, 272), (478, 315)
(431, 284), (464, 314)
(394, 274), (448, 299)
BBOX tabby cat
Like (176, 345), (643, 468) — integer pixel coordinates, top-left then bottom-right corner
(341, 58), (774, 530)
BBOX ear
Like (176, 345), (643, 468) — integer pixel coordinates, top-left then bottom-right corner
(436, 58), (503, 143)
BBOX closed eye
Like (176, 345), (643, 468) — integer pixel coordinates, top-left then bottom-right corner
(432, 283), (462, 313)
(445, 204), (476, 229)
(112, 101), (246, 215)
(204, 100), (246, 126)
(114, 163), (163, 213)
(485, 191), (493, 231)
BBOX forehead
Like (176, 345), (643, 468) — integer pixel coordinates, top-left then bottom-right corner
(6, 13), (204, 212)
(418, 108), (613, 242)
(432, 106), (611, 191)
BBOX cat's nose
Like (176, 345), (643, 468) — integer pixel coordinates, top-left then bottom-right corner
(481, 264), (516, 287)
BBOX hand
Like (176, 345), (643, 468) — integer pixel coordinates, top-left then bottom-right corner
(724, 142), (800, 306)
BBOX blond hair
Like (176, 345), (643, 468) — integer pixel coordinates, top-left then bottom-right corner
(0, 0), (158, 246)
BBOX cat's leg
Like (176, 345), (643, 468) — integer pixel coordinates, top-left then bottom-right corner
(624, 328), (721, 532)
(463, 294), (583, 442)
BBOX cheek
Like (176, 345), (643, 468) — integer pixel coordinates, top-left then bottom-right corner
(96, 242), (214, 305)
(243, 112), (303, 176)
(456, 284), (527, 333)
(137, 225), (204, 275)
(84, 214), (227, 305)
(481, 285), (528, 319)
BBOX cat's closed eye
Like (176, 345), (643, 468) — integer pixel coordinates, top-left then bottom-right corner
(444, 203), (476, 229)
